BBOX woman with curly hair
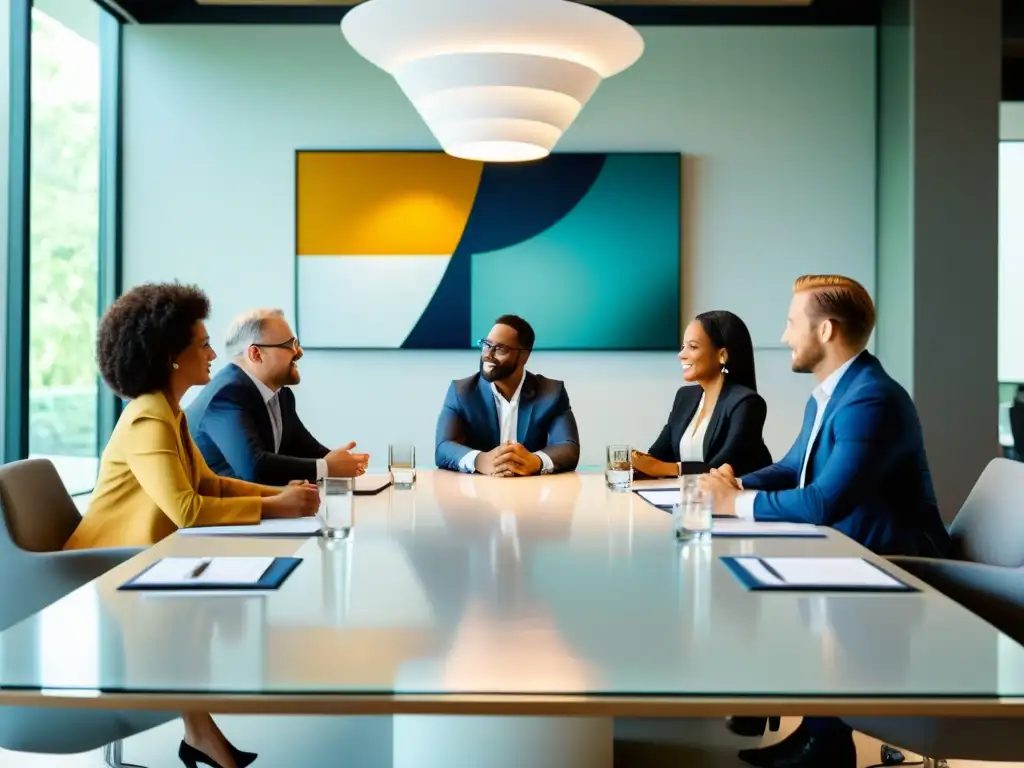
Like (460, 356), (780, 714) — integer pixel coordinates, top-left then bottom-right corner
(65, 282), (319, 768)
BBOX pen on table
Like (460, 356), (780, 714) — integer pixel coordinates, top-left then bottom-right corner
(189, 559), (212, 579)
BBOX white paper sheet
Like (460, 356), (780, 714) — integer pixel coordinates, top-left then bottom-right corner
(759, 557), (904, 588)
(132, 557), (274, 586)
(636, 489), (681, 507)
(177, 517), (321, 537)
(712, 520), (822, 537)
(735, 558), (784, 585)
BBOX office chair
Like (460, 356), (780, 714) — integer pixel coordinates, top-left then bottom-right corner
(0, 458), (174, 767)
(1010, 401), (1024, 461)
(846, 458), (1024, 766)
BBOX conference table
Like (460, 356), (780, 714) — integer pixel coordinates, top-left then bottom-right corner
(2, 470), (1024, 767)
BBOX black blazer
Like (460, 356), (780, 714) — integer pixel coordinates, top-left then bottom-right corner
(187, 363), (329, 485)
(647, 381), (772, 477)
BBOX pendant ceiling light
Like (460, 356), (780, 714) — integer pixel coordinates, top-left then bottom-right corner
(340, 0), (644, 163)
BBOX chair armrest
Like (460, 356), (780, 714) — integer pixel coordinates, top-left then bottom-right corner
(889, 556), (1024, 644)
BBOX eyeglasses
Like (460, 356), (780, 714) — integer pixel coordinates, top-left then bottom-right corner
(253, 337), (300, 352)
(477, 339), (528, 356)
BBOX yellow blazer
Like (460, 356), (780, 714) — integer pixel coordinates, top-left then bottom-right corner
(65, 391), (278, 550)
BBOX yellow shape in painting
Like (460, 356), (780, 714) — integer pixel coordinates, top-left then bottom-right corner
(297, 152), (484, 256)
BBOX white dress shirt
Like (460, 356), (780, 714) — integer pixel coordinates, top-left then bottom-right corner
(678, 392), (710, 464)
(735, 353), (861, 519)
(236, 363), (328, 481)
(458, 373), (555, 474)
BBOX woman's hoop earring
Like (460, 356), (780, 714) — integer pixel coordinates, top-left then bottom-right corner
(172, 363), (180, 370)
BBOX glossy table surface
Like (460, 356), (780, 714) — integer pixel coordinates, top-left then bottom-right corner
(3, 471), (1024, 717)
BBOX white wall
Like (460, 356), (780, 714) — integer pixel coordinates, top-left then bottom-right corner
(122, 25), (876, 468)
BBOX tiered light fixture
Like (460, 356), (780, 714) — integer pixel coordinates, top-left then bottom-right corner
(340, 0), (644, 163)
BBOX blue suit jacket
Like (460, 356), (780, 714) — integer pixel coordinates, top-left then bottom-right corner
(186, 364), (328, 486)
(435, 372), (580, 473)
(741, 353), (951, 557)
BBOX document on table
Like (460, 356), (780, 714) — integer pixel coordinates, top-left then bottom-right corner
(356, 473), (392, 495)
(711, 520), (825, 538)
(726, 556), (913, 591)
(177, 517), (321, 537)
(130, 557), (274, 587)
(634, 489), (680, 508)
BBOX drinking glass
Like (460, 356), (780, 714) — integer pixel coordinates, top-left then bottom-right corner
(605, 444), (632, 491)
(318, 476), (355, 539)
(674, 475), (713, 542)
(389, 444), (416, 489)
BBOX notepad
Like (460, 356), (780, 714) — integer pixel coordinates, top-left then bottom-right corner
(355, 474), (393, 495)
(177, 517), (322, 537)
(634, 489), (681, 508)
(722, 556), (915, 592)
(120, 556), (302, 591)
(711, 520), (825, 538)
(130, 557), (273, 586)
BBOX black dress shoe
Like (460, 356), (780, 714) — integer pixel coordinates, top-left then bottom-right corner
(738, 727), (855, 768)
(737, 722), (814, 768)
(726, 716), (781, 737)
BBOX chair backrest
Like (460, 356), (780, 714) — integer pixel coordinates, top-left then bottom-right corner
(949, 457), (1024, 567)
(0, 458), (82, 553)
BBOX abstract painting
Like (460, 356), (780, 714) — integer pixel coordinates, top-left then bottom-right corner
(295, 151), (681, 350)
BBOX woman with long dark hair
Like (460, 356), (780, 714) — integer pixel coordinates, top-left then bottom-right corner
(633, 310), (772, 478)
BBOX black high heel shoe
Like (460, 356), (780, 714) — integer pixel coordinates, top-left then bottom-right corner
(726, 716), (781, 737)
(178, 740), (258, 768)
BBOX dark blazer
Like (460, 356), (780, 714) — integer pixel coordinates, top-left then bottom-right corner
(187, 363), (329, 486)
(435, 372), (580, 473)
(741, 352), (952, 558)
(648, 381), (772, 477)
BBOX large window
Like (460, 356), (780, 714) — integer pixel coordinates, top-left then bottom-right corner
(28, 0), (108, 494)
(999, 141), (1024, 384)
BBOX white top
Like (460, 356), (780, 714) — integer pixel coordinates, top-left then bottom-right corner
(678, 392), (710, 463)
(234, 362), (327, 481)
(459, 373), (555, 474)
(736, 352), (862, 519)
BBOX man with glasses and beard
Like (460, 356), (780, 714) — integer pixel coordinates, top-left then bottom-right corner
(188, 308), (368, 485)
(435, 315), (580, 476)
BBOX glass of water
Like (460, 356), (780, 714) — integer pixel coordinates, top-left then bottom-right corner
(674, 475), (712, 542)
(606, 444), (632, 491)
(318, 476), (355, 539)
(389, 444), (416, 489)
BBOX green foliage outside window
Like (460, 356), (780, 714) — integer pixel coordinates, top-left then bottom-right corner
(28, 8), (100, 461)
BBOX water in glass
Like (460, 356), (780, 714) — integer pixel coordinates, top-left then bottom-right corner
(319, 477), (355, 539)
(674, 475), (712, 542)
(606, 444), (632, 491)
(389, 443), (416, 489)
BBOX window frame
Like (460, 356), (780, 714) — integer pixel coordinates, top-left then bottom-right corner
(2, 0), (123, 476)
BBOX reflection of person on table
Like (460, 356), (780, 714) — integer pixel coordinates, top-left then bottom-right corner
(188, 308), (368, 485)
(64, 283), (319, 768)
(632, 310), (772, 478)
(435, 315), (580, 476)
(700, 275), (952, 768)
